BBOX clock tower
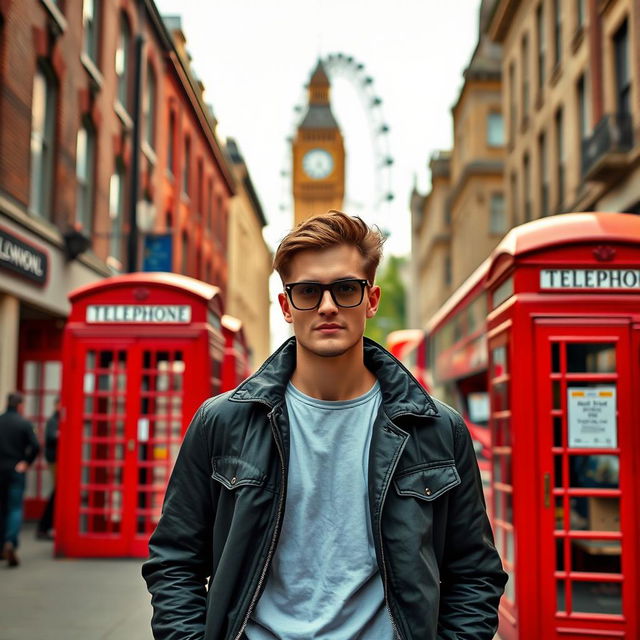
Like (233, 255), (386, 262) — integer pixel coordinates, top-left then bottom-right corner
(292, 60), (345, 226)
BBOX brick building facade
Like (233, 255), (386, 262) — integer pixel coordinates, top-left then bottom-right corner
(0, 0), (236, 513)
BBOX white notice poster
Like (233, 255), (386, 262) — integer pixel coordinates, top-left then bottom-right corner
(568, 387), (617, 449)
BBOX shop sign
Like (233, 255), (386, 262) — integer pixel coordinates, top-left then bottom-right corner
(0, 227), (48, 285)
(541, 269), (640, 290)
(86, 304), (192, 324)
(568, 387), (617, 449)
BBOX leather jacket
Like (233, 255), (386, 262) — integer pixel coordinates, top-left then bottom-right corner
(142, 338), (507, 640)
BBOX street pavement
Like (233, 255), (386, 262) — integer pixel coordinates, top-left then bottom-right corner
(0, 523), (502, 639)
(0, 523), (152, 640)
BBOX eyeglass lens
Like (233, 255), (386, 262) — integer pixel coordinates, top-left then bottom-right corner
(290, 280), (364, 309)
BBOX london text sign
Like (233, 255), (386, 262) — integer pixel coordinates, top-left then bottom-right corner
(540, 269), (640, 290)
(0, 227), (48, 285)
(86, 305), (192, 324)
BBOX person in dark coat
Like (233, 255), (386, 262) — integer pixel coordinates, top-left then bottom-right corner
(0, 392), (40, 567)
(37, 397), (60, 540)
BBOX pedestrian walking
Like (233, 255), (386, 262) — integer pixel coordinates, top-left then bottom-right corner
(143, 211), (507, 639)
(0, 392), (40, 567)
(36, 397), (60, 540)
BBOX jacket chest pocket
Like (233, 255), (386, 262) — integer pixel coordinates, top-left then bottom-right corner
(211, 455), (267, 491)
(393, 461), (461, 501)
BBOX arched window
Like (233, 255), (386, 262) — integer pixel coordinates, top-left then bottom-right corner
(144, 63), (156, 148)
(75, 118), (96, 234)
(29, 66), (57, 220)
(115, 14), (131, 110)
(182, 136), (191, 195)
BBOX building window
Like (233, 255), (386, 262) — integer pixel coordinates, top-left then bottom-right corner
(182, 136), (190, 196)
(490, 193), (506, 234)
(108, 159), (126, 269)
(553, 0), (562, 67)
(82, 0), (100, 65)
(536, 4), (546, 90)
(144, 63), (156, 148)
(487, 112), (504, 146)
(508, 62), (516, 144)
(181, 230), (189, 274)
(523, 153), (531, 222)
(75, 119), (96, 234)
(538, 131), (549, 217)
(197, 158), (203, 221)
(613, 19), (630, 115)
(444, 255), (452, 287)
(29, 66), (57, 220)
(576, 0), (586, 30)
(115, 14), (131, 110)
(555, 108), (564, 209)
(167, 111), (175, 175)
(577, 75), (589, 139)
(521, 34), (530, 120)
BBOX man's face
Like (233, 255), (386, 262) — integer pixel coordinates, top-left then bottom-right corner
(278, 244), (381, 358)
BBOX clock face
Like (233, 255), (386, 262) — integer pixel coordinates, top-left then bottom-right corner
(302, 148), (334, 180)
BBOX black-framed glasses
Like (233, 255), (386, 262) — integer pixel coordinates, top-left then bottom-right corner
(284, 278), (370, 310)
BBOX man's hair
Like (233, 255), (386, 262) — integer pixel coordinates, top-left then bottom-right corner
(7, 392), (23, 409)
(273, 210), (385, 283)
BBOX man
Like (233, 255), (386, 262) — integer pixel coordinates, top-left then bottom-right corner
(0, 392), (40, 567)
(36, 397), (60, 540)
(143, 211), (506, 639)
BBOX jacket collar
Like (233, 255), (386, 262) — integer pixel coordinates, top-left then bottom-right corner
(229, 336), (440, 419)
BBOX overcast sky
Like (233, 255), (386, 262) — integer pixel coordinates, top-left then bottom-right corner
(154, 0), (481, 256)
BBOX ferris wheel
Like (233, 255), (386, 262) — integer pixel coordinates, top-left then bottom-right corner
(280, 53), (395, 233)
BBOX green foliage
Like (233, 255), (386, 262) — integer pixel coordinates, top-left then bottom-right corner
(365, 255), (407, 346)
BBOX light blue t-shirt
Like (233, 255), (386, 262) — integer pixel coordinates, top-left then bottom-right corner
(245, 381), (394, 640)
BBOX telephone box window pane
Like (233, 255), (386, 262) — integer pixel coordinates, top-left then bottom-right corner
(494, 490), (504, 521)
(571, 539), (621, 573)
(554, 416), (563, 447)
(571, 581), (621, 614)
(493, 454), (502, 483)
(567, 343), (616, 373)
(493, 381), (509, 412)
(586, 497), (620, 531)
(552, 380), (561, 409)
(495, 528), (505, 558)
(555, 496), (565, 530)
(556, 538), (565, 570)
(24, 361), (40, 390)
(505, 570), (516, 602)
(492, 346), (508, 377)
(569, 455), (619, 489)
(505, 528), (515, 564)
(554, 455), (564, 488)
(43, 361), (61, 389)
(557, 580), (566, 612)
(551, 342), (561, 372)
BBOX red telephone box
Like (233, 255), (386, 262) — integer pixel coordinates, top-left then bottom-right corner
(55, 273), (224, 558)
(484, 213), (640, 639)
(221, 314), (251, 391)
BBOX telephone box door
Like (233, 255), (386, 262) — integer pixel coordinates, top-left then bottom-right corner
(535, 321), (638, 639)
(67, 338), (195, 557)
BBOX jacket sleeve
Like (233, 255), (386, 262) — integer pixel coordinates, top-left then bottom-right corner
(437, 414), (507, 640)
(142, 403), (214, 640)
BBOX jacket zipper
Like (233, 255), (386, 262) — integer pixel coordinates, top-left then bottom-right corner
(233, 406), (286, 640)
(376, 424), (408, 640)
